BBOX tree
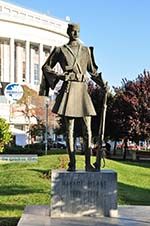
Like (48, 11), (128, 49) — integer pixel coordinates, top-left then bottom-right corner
(105, 70), (150, 159)
(17, 85), (56, 141)
(0, 118), (12, 152)
(29, 121), (45, 142)
(88, 70), (150, 158)
(112, 70), (150, 143)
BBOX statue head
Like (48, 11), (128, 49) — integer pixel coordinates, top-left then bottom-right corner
(67, 23), (80, 40)
(67, 23), (80, 31)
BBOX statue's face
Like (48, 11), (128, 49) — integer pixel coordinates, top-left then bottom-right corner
(68, 27), (80, 41)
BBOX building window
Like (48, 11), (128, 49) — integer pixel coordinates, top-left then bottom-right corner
(12, 10), (18, 16)
(34, 63), (39, 85)
(45, 51), (49, 57)
(4, 7), (10, 14)
(22, 61), (25, 81)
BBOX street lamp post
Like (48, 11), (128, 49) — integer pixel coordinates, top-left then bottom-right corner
(45, 97), (49, 155)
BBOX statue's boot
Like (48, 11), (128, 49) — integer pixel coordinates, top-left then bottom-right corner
(93, 149), (103, 170)
(85, 149), (96, 172)
(67, 152), (76, 171)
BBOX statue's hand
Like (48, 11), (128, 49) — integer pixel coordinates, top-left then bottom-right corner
(90, 72), (103, 86)
(57, 72), (70, 81)
(44, 69), (67, 81)
(42, 65), (59, 79)
(103, 81), (109, 92)
(90, 72), (109, 92)
(59, 72), (76, 81)
(43, 65), (55, 75)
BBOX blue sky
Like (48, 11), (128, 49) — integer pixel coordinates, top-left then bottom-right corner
(5, 0), (150, 88)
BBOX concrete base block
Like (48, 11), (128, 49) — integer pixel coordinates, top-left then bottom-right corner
(51, 170), (118, 218)
(17, 205), (150, 226)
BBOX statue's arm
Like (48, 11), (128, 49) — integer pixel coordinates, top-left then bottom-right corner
(42, 47), (59, 76)
(87, 47), (108, 90)
(39, 47), (61, 96)
(42, 47), (69, 81)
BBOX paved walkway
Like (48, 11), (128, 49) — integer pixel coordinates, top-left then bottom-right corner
(17, 205), (150, 226)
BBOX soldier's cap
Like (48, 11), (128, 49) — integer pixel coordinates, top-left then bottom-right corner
(67, 23), (80, 31)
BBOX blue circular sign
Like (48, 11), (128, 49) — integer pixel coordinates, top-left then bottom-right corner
(4, 83), (24, 102)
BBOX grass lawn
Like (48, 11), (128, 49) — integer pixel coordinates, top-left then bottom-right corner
(0, 152), (150, 226)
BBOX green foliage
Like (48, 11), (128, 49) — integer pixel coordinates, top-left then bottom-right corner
(3, 143), (45, 155)
(29, 122), (45, 138)
(0, 118), (12, 152)
(106, 70), (150, 142)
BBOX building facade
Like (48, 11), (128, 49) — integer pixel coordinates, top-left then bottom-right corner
(0, 1), (69, 144)
(0, 0), (68, 91)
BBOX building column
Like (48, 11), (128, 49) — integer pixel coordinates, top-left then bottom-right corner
(0, 42), (4, 82)
(1, 40), (10, 82)
(10, 38), (14, 83)
(30, 46), (35, 86)
(16, 42), (23, 83)
(39, 43), (44, 83)
(3, 41), (10, 82)
(25, 40), (30, 84)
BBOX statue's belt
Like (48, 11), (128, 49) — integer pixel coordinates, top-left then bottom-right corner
(65, 72), (87, 82)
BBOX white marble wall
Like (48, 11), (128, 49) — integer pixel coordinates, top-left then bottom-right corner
(0, 0), (68, 91)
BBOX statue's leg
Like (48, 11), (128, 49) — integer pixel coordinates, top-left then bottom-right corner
(65, 117), (76, 171)
(82, 116), (95, 171)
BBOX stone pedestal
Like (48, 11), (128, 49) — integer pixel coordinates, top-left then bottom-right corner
(51, 170), (118, 218)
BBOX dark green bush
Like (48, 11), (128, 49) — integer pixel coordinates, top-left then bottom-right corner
(2, 143), (45, 156)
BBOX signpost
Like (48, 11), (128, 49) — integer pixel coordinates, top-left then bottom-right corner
(45, 97), (49, 155)
(4, 83), (24, 123)
(4, 83), (24, 103)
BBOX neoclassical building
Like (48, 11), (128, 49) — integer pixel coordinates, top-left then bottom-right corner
(0, 0), (68, 91)
(0, 0), (69, 144)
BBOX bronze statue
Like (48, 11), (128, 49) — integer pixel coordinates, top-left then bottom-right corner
(39, 23), (106, 171)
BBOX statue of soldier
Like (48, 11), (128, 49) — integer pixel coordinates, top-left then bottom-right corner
(39, 23), (106, 171)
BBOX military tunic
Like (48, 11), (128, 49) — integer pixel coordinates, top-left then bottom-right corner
(42, 42), (99, 117)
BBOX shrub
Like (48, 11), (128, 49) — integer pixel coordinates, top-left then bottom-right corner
(3, 143), (45, 156)
(0, 118), (12, 152)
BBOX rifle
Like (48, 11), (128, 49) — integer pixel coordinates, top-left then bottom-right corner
(94, 82), (108, 170)
(89, 46), (109, 170)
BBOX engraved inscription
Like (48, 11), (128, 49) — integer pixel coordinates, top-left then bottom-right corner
(61, 177), (108, 206)
(51, 171), (118, 217)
